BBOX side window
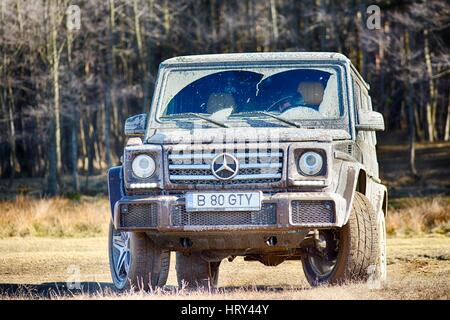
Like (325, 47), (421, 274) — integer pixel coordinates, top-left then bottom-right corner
(361, 91), (369, 111)
(367, 95), (377, 145)
(360, 90), (371, 143)
(353, 81), (364, 141)
(353, 80), (366, 133)
(367, 95), (374, 111)
(353, 80), (361, 117)
(354, 80), (374, 144)
(361, 91), (377, 145)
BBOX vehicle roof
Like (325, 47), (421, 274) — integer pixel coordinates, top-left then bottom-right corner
(160, 52), (369, 89)
(161, 52), (351, 66)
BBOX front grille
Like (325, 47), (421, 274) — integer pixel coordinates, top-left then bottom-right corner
(167, 149), (283, 185)
(291, 200), (335, 225)
(171, 203), (277, 227)
(120, 203), (158, 228)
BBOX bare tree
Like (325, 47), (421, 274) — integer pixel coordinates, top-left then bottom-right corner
(0, 0), (449, 190)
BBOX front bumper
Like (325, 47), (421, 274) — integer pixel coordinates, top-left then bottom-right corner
(113, 192), (347, 232)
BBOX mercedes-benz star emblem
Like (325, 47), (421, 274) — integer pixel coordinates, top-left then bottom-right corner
(211, 153), (239, 180)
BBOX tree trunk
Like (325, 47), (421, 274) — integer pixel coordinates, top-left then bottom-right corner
(67, 29), (79, 193)
(70, 121), (79, 192)
(47, 121), (58, 196)
(103, 0), (115, 168)
(211, 0), (218, 51)
(141, 0), (154, 114)
(7, 81), (17, 184)
(87, 115), (95, 176)
(83, 111), (93, 192)
(133, 0), (143, 56)
(405, 32), (417, 177)
(163, 0), (170, 36)
(50, 2), (62, 190)
(444, 90), (450, 141)
(103, 95), (112, 167)
(424, 29), (437, 142)
(79, 116), (88, 173)
(0, 86), (7, 178)
(269, 0), (278, 47)
(355, 10), (364, 74)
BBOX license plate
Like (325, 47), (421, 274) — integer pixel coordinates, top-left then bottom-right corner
(185, 191), (262, 212)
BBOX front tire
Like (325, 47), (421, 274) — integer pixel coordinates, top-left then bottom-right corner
(302, 192), (383, 286)
(108, 222), (170, 291)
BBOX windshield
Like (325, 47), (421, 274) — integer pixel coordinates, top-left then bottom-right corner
(158, 66), (343, 128)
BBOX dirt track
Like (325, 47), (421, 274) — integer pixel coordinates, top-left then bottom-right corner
(0, 236), (449, 299)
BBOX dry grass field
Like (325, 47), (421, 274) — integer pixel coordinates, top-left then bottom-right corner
(0, 236), (448, 300)
(0, 196), (449, 300)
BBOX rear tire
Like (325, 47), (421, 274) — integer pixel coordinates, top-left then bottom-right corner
(302, 192), (382, 286)
(176, 252), (221, 289)
(109, 222), (170, 291)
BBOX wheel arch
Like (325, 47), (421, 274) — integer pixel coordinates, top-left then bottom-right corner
(335, 157), (387, 225)
(107, 166), (125, 221)
(335, 161), (369, 225)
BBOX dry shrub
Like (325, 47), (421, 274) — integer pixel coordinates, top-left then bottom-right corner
(0, 195), (448, 238)
(0, 195), (109, 238)
(386, 197), (450, 236)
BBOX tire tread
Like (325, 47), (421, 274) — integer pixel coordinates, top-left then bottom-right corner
(302, 192), (380, 286)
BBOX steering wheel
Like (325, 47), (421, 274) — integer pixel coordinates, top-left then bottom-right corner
(267, 95), (304, 112)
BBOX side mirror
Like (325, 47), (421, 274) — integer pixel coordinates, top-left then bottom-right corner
(124, 113), (147, 137)
(356, 111), (385, 131)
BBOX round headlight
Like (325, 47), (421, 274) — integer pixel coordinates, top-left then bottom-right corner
(132, 154), (156, 178)
(298, 151), (323, 176)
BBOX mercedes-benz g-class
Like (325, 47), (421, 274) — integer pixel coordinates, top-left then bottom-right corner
(107, 52), (387, 290)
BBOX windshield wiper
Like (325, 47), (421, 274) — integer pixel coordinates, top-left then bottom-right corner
(239, 111), (301, 128)
(162, 113), (229, 128)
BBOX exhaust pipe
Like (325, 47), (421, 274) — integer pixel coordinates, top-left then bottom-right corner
(180, 237), (193, 248)
(265, 236), (277, 246)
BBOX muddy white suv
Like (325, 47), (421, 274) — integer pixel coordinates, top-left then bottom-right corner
(107, 52), (387, 290)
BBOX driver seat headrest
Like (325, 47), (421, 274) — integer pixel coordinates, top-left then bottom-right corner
(297, 82), (324, 105)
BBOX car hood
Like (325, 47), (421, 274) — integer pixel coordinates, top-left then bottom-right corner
(146, 127), (351, 144)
